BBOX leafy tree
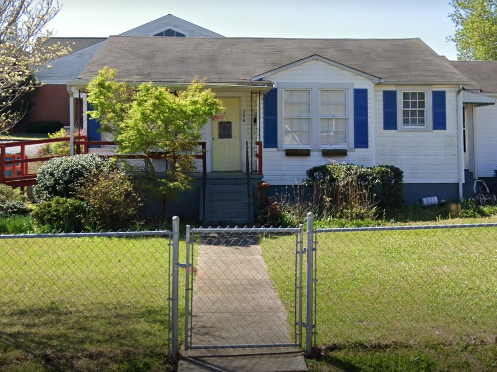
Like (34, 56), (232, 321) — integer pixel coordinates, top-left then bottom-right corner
(449, 0), (497, 60)
(87, 67), (224, 216)
(0, 0), (69, 132)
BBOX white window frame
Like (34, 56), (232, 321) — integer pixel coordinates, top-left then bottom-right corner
(320, 89), (348, 147)
(282, 89), (312, 147)
(277, 83), (354, 150)
(396, 86), (433, 131)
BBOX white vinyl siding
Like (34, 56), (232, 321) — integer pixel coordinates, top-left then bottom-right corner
(376, 86), (459, 183)
(320, 89), (347, 146)
(283, 89), (311, 146)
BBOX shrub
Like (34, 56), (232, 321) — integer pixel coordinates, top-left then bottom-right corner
(77, 170), (141, 231)
(32, 197), (88, 232)
(37, 128), (70, 157)
(373, 165), (405, 209)
(24, 120), (64, 134)
(305, 162), (404, 212)
(0, 184), (29, 217)
(34, 154), (116, 202)
(0, 215), (34, 234)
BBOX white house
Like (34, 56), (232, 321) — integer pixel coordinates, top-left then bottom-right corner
(36, 15), (497, 222)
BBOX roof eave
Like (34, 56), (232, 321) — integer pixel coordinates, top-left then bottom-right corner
(68, 79), (273, 90)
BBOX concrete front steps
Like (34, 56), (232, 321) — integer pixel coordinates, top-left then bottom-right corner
(200, 173), (261, 225)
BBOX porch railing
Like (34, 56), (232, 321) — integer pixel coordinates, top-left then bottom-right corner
(0, 137), (207, 188)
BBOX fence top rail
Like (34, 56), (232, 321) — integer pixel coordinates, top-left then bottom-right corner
(192, 226), (301, 233)
(0, 230), (172, 239)
(316, 223), (497, 233)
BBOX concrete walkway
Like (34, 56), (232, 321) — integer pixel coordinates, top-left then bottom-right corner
(178, 237), (307, 372)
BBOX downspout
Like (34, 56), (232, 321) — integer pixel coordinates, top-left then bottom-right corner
(67, 86), (75, 156)
(457, 85), (464, 201)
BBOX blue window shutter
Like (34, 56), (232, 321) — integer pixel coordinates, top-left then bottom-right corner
(263, 88), (278, 148)
(354, 89), (368, 148)
(433, 91), (446, 130)
(383, 90), (397, 130)
(87, 103), (101, 148)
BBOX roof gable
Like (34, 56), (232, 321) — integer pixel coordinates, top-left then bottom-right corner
(119, 14), (223, 38)
(251, 54), (382, 83)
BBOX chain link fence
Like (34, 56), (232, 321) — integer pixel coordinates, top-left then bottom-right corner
(0, 231), (172, 363)
(185, 227), (302, 350)
(314, 224), (497, 348)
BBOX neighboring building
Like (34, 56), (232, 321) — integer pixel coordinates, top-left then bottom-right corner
(27, 14), (223, 129)
(450, 61), (497, 191)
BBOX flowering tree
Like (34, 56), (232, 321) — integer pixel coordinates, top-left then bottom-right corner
(87, 66), (224, 216)
(0, 0), (69, 133)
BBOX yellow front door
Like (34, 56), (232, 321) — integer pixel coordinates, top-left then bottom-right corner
(212, 98), (241, 171)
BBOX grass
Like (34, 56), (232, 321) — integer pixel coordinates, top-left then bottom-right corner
(0, 235), (185, 371)
(0, 133), (49, 141)
(262, 225), (497, 371)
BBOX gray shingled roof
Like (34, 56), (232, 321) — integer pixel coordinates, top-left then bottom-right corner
(78, 36), (469, 85)
(43, 37), (107, 53)
(450, 61), (497, 93)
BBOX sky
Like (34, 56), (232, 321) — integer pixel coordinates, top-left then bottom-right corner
(49, 0), (460, 60)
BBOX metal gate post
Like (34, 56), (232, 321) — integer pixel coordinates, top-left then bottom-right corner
(171, 216), (180, 356)
(184, 224), (191, 350)
(297, 224), (304, 348)
(306, 212), (314, 357)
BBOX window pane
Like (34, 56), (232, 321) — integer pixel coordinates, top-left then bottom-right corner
(321, 118), (347, 145)
(321, 90), (347, 117)
(284, 90), (310, 117)
(418, 92), (425, 100)
(284, 118), (310, 145)
(403, 92), (409, 100)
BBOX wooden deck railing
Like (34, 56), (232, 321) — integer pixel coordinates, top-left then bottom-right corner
(0, 137), (207, 188)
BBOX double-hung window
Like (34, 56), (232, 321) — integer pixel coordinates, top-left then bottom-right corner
(402, 91), (426, 128)
(278, 83), (354, 149)
(320, 89), (347, 146)
(283, 89), (311, 146)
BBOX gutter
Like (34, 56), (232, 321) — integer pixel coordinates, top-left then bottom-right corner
(457, 85), (464, 201)
(67, 80), (273, 90)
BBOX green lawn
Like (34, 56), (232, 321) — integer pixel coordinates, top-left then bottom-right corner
(0, 235), (184, 371)
(262, 225), (497, 371)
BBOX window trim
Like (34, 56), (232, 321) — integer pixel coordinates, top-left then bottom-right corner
(282, 88), (312, 148)
(277, 82), (354, 150)
(319, 88), (349, 147)
(396, 86), (433, 131)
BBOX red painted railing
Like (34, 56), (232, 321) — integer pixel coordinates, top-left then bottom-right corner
(255, 141), (263, 175)
(0, 137), (207, 188)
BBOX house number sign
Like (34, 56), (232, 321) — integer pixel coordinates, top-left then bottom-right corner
(219, 121), (232, 139)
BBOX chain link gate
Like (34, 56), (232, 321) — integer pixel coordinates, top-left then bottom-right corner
(184, 225), (305, 350)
